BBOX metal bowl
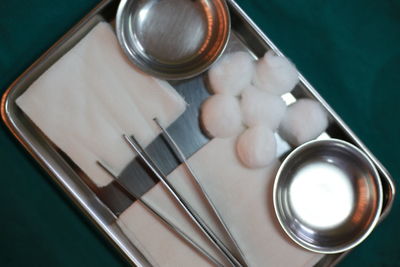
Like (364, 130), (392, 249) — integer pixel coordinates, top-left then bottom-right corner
(116, 0), (230, 80)
(273, 139), (383, 254)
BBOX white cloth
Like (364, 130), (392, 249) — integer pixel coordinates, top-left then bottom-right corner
(118, 137), (323, 267)
(16, 22), (187, 187)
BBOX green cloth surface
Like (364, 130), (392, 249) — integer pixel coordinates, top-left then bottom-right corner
(0, 0), (399, 266)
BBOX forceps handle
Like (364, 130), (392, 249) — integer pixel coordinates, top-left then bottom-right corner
(124, 134), (242, 267)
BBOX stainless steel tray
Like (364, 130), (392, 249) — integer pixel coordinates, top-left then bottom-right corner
(1, 0), (395, 266)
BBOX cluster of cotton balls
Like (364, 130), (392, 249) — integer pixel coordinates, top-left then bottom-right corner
(201, 50), (328, 169)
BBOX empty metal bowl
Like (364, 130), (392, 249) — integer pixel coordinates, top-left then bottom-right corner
(116, 0), (230, 80)
(273, 139), (383, 254)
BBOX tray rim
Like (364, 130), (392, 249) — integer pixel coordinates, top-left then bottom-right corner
(0, 1), (150, 266)
(1, 0), (396, 266)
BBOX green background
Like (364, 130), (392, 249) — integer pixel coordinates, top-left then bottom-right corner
(0, 0), (399, 266)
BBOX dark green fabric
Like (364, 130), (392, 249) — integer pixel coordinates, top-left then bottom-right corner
(0, 0), (399, 266)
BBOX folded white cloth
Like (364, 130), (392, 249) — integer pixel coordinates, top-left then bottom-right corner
(16, 22), (186, 187)
(118, 137), (323, 266)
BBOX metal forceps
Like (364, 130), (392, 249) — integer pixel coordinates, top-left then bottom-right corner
(122, 118), (247, 266)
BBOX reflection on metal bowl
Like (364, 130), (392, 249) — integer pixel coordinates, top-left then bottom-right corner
(116, 0), (230, 80)
(273, 139), (383, 254)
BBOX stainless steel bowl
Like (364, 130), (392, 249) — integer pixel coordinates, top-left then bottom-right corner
(273, 139), (383, 254)
(116, 0), (230, 80)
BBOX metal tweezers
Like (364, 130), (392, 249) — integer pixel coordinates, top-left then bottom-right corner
(97, 160), (222, 266)
(121, 118), (247, 267)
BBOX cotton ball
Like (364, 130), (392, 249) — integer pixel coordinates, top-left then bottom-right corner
(253, 50), (299, 95)
(279, 99), (329, 146)
(208, 51), (255, 96)
(236, 126), (277, 168)
(201, 94), (243, 138)
(241, 85), (287, 129)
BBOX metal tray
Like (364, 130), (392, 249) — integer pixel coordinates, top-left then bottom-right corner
(1, 0), (395, 266)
